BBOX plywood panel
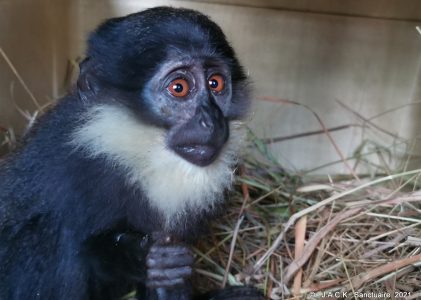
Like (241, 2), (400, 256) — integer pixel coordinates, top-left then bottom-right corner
(0, 0), (74, 134)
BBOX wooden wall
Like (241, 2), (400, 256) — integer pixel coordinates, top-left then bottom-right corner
(0, 0), (75, 134)
(1, 0), (420, 173)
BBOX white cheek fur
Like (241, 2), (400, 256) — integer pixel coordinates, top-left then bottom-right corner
(69, 104), (246, 225)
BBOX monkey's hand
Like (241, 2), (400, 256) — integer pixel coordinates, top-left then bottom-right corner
(146, 238), (194, 289)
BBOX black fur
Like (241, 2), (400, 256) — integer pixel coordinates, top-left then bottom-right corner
(0, 7), (258, 300)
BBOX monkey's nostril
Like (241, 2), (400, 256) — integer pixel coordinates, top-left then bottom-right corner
(199, 114), (214, 130)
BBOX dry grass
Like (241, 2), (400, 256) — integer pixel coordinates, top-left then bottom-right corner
(193, 128), (421, 300)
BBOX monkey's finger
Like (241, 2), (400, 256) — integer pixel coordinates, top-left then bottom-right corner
(148, 266), (192, 281)
(147, 254), (194, 268)
(149, 245), (192, 256)
(146, 278), (185, 288)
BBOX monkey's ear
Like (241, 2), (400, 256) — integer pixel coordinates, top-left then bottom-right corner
(77, 57), (100, 101)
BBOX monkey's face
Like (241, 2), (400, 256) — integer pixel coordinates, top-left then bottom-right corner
(142, 56), (232, 167)
(73, 7), (250, 221)
(80, 7), (250, 169)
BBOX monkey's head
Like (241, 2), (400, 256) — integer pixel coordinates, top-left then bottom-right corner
(73, 7), (250, 224)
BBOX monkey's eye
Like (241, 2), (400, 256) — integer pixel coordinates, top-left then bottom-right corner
(168, 78), (189, 97)
(208, 74), (225, 93)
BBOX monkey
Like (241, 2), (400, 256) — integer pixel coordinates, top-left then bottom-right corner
(0, 6), (263, 300)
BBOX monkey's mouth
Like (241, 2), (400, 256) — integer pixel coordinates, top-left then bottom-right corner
(174, 144), (219, 167)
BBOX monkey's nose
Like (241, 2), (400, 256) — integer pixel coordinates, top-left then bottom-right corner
(168, 101), (229, 167)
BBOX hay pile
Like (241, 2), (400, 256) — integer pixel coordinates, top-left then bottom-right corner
(194, 133), (421, 300)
